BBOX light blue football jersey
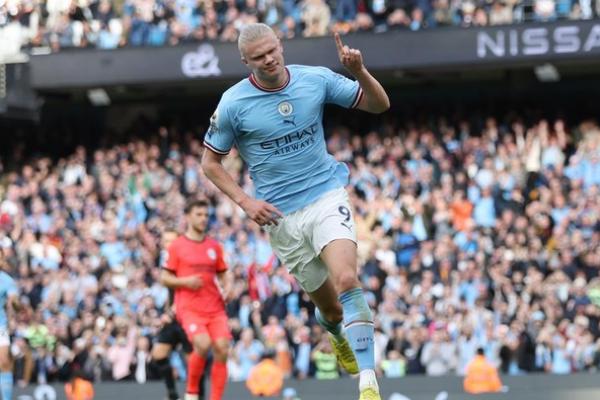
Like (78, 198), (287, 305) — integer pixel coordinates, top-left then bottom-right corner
(204, 64), (363, 214)
(0, 271), (17, 329)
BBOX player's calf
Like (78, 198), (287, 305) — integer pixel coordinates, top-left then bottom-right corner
(209, 338), (229, 400)
(0, 346), (13, 400)
(151, 357), (179, 400)
(185, 352), (207, 398)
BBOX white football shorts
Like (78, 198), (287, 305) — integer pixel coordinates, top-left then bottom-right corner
(265, 187), (357, 292)
(0, 328), (10, 347)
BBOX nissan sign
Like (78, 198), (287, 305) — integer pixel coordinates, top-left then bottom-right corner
(29, 20), (600, 88)
(477, 24), (600, 58)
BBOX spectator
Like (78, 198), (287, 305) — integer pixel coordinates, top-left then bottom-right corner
(292, 326), (312, 379)
(380, 350), (406, 378)
(456, 325), (479, 376)
(106, 325), (137, 381)
(489, 0), (513, 25)
(235, 328), (265, 381)
(450, 191), (473, 232)
(420, 326), (457, 376)
(300, 0), (330, 37)
(1, 0), (596, 55)
(311, 337), (339, 380)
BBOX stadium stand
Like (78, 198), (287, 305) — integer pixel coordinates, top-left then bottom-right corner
(1, 111), (600, 385)
(0, 0), (599, 55)
(2, 0), (600, 395)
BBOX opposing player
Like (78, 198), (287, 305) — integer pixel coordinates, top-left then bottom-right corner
(201, 23), (389, 400)
(160, 200), (232, 400)
(0, 240), (20, 400)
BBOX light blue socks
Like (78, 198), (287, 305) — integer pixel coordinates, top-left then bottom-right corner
(339, 287), (375, 371)
(0, 372), (13, 400)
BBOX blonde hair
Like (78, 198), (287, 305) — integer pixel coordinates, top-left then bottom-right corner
(238, 23), (277, 54)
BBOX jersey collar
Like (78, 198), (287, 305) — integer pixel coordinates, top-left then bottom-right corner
(183, 234), (206, 243)
(249, 67), (290, 92)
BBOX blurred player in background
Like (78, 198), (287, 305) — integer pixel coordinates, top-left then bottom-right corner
(153, 228), (205, 400)
(0, 238), (20, 400)
(202, 23), (389, 400)
(160, 200), (232, 400)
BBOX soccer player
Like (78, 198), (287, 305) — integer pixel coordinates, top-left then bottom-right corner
(152, 228), (195, 400)
(152, 311), (195, 400)
(0, 240), (20, 400)
(201, 23), (389, 400)
(160, 200), (232, 400)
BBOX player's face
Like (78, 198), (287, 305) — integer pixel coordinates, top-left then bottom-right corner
(241, 34), (285, 84)
(187, 206), (209, 233)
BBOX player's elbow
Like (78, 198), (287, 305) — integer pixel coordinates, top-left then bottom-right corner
(200, 153), (220, 176)
(200, 159), (214, 178)
(364, 98), (390, 114)
(200, 152), (211, 170)
(383, 98), (391, 112)
(159, 271), (173, 287)
(374, 98), (390, 114)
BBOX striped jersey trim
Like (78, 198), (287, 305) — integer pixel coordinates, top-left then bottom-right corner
(249, 67), (291, 92)
(351, 87), (364, 109)
(203, 141), (230, 155)
(344, 320), (374, 328)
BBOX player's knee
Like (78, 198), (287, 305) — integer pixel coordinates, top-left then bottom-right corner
(334, 271), (360, 293)
(193, 336), (211, 355)
(193, 345), (210, 357)
(0, 357), (11, 371)
(151, 345), (170, 360)
(213, 341), (230, 361)
(151, 349), (163, 361)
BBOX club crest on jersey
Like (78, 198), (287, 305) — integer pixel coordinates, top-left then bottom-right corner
(207, 248), (217, 260)
(278, 101), (293, 116)
(208, 110), (219, 135)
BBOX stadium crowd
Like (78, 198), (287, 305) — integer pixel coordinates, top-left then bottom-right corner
(0, 112), (600, 387)
(1, 0), (600, 53)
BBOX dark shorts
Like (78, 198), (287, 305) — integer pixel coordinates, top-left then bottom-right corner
(155, 320), (193, 353)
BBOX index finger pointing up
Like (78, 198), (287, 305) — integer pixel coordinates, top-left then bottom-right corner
(334, 32), (344, 54)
